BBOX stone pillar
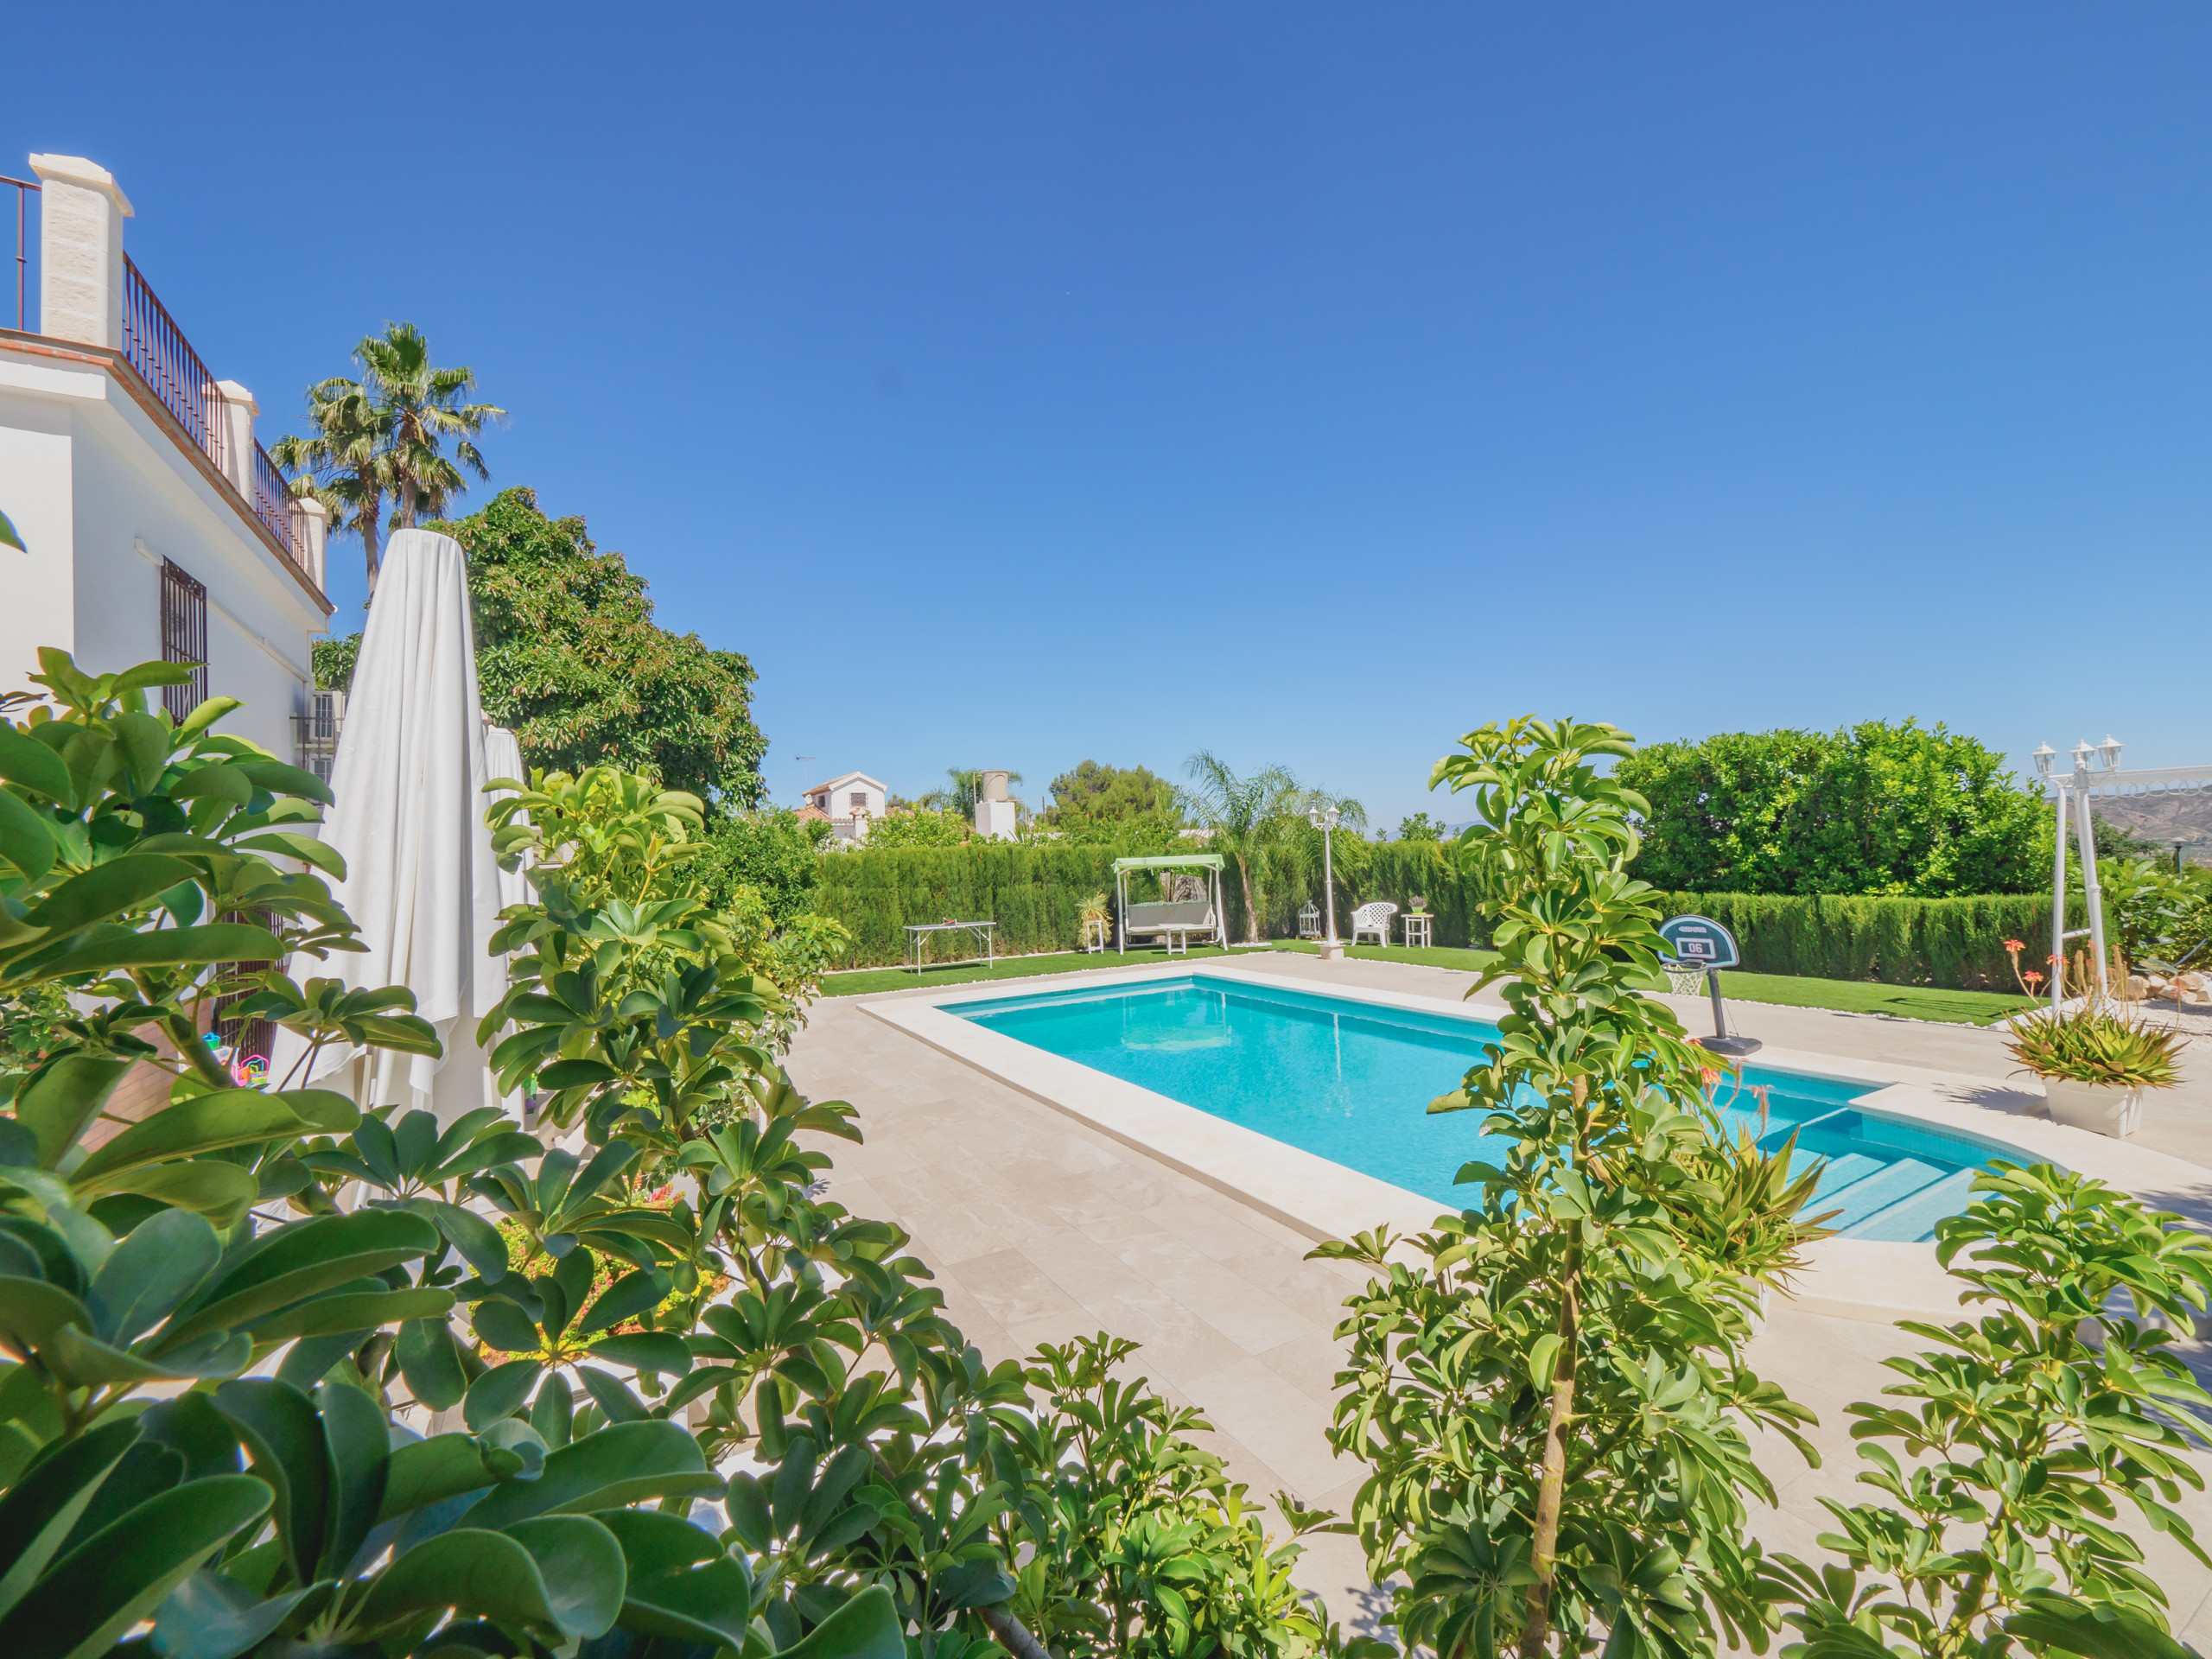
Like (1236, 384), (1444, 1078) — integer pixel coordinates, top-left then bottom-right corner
(296, 495), (329, 589)
(213, 380), (257, 493)
(29, 154), (132, 348)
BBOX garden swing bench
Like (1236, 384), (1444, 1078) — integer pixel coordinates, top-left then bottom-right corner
(1113, 853), (1228, 956)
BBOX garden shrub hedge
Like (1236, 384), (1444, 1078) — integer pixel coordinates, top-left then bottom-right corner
(810, 842), (2075, 988)
(814, 844), (1140, 965)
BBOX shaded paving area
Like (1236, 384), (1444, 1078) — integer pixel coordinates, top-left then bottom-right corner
(786, 951), (2212, 1643)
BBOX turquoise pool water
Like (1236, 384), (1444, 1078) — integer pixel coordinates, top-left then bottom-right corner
(954, 974), (2015, 1243)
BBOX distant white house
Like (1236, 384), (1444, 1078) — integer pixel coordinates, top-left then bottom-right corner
(0, 154), (331, 761)
(803, 772), (889, 844)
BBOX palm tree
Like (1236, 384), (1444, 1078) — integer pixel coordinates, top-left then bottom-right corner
(271, 380), (391, 591)
(359, 322), (503, 531)
(274, 323), (501, 590)
(1179, 753), (1304, 943)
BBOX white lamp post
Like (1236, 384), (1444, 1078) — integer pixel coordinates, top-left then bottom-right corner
(1309, 803), (1344, 961)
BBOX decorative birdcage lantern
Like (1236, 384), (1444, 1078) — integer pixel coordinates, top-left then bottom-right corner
(1298, 901), (1322, 940)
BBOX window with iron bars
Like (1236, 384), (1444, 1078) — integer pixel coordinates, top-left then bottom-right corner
(159, 558), (208, 721)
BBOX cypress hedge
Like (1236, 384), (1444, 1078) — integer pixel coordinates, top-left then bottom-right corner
(813, 844), (1141, 966)
(809, 842), (2073, 988)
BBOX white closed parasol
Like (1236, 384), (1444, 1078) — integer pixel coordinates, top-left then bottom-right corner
(482, 721), (535, 916)
(276, 529), (514, 1126)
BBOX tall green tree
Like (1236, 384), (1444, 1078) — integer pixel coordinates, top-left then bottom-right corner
(1617, 720), (2049, 897)
(1047, 760), (1179, 825)
(320, 489), (767, 807)
(274, 322), (502, 590)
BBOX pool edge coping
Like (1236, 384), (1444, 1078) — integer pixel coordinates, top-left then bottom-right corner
(859, 959), (2212, 1325)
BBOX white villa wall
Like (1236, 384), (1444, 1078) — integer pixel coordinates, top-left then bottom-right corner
(0, 391), (77, 676)
(0, 150), (330, 760)
(0, 354), (328, 758)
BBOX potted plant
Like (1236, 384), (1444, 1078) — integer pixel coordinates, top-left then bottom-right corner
(1409, 893), (1428, 913)
(2004, 1005), (2184, 1137)
(1077, 891), (1112, 952)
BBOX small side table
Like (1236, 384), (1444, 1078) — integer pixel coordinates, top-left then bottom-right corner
(1400, 911), (1434, 949)
(1082, 918), (1109, 953)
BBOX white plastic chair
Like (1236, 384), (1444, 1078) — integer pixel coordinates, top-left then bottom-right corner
(1350, 901), (1397, 947)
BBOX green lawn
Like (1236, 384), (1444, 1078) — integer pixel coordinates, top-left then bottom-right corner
(818, 943), (1262, 997)
(820, 937), (2036, 1026)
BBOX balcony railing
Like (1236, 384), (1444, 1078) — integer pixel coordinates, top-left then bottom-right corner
(121, 254), (227, 477)
(113, 255), (315, 588)
(3, 205), (318, 594)
(251, 439), (313, 568)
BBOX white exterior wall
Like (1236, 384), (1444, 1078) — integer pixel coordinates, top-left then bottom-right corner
(0, 350), (329, 758)
(808, 775), (887, 818)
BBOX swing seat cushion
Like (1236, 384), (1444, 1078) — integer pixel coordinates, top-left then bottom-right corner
(1123, 899), (1216, 932)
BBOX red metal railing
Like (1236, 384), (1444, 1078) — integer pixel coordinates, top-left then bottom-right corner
(121, 254), (227, 474)
(1, 175), (35, 331)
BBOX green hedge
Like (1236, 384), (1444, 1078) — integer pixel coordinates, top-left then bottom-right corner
(809, 842), (2073, 988)
(1645, 891), (2075, 992)
(814, 845), (1145, 967)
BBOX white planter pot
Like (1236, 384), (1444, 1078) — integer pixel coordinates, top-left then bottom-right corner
(2040, 1077), (2142, 1138)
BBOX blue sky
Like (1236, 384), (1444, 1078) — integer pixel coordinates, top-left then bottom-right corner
(10, 6), (2209, 826)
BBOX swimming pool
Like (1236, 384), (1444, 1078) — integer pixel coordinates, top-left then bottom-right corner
(953, 974), (2016, 1243)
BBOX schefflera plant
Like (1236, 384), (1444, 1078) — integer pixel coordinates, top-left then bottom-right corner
(0, 653), (906, 1659)
(1313, 718), (1828, 1659)
(1763, 1162), (2212, 1659)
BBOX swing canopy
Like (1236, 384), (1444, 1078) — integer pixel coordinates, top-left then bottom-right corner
(1111, 855), (1227, 952)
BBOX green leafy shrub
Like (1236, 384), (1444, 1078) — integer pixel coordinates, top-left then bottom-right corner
(1764, 1163), (2212, 1656)
(700, 806), (831, 924)
(0, 655), (1343, 1659)
(1613, 720), (2051, 898)
(1313, 717), (1828, 1658)
(863, 808), (972, 849)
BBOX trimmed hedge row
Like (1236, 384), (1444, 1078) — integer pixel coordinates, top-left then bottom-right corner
(1644, 890), (2074, 993)
(813, 844), (1144, 967)
(808, 842), (2071, 988)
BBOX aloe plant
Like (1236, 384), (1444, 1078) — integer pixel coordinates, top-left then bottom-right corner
(2004, 1005), (2185, 1089)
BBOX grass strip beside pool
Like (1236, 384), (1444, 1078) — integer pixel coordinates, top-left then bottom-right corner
(818, 938), (2036, 1026)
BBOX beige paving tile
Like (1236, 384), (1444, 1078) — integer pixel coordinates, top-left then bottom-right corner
(1140, 1196), (1285, 1262)
(1255, 1328), (1356, 1408)
(1185, 1356), (1352, 1497)
(947, 1248), (1088, 1328)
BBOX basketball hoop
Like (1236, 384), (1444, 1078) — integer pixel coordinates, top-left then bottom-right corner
(1662, 960), (1706, 996)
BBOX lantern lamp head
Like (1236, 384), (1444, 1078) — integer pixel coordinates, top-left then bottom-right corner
(2031, 742), (2056, 778)
(1309, 804), (1339, 832)
(2097, 734), (2123, 771)
(2071, 741), (2095, 773)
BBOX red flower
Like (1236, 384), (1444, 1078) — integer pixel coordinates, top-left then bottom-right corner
(2002, 938), (2024, 953)
(2024, 970), (2044, 987)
